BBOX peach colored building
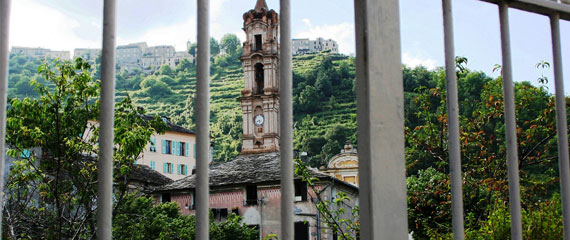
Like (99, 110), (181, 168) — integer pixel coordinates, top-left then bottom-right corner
(88, 117), (197, 181)
(136, 119), (197, 181)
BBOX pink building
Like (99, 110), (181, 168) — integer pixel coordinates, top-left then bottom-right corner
(155, 152), (358, 240)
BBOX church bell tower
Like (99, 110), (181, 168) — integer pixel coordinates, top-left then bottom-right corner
(240, 0), (280, 154)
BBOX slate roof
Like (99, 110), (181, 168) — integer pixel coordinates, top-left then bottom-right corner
(129, 164), (173, 186)
(156, 152), (339, 192)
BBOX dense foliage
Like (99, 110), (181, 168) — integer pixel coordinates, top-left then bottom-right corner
(7, 34), (570, 238)
(3, 58), (259, 239)
(114, 195), (258, 240)
(405, 62), (568, 239)
(3, 58), (167, 239)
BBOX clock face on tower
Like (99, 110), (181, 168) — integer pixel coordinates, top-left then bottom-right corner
(254, 114), (265, 126)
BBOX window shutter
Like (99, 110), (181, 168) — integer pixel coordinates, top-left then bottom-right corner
(162, 139), (166, 154)
(163, 163), (167, 173)
(194, 143), (196, 158)
(150, 137), (156, 151)
(184, 165), (187, 175)
(185, 142), (189, 157)
(177, 164), (181, 175)
(177, 141), (181, 156)
(171, 164), (174, 174)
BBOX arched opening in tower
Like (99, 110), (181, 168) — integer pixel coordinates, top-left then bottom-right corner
(255, 63), (264, 94)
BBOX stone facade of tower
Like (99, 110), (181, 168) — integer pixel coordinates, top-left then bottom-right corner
(239, 0), (280, 154)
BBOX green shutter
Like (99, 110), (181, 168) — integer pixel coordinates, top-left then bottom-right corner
(162, 139), (166, 154)
(171, 164), (174, 174)
(194, 143), (196, 158)
(176, 141), (180, 156)
(185, 142), (189, 157)
(163, 163), (167, 173)
(177, 164), (181, 175)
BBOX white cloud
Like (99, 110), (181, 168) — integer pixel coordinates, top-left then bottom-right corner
(9, 0), (100, 52)
(402, 52), (438, 69)
(211, 0), (230, 20)
(294, 19), (355, 55)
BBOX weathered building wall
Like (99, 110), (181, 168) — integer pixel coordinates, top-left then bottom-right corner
(165, 182), (355, 240)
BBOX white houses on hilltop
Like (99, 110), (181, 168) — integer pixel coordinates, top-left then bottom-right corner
(291, 37), (338, 55)
(11, 42), (193, 72)
(11, 47), (71, 60)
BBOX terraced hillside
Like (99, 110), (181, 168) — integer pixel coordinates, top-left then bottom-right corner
(115, 52), (357, 164)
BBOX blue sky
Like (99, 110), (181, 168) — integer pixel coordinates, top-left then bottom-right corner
(8, 0), (570, 94)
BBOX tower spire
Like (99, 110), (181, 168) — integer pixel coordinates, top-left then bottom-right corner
(254, 0), (268, 12)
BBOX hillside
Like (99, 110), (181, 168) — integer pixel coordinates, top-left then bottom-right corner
(115, 52), (358, 164)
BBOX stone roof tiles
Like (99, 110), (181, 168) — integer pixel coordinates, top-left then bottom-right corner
(156, 152), (337, 192)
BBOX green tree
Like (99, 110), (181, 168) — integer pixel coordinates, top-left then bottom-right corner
(158, 64), (174, 76)
(113, 195), (258, 240)
(220, 34), (241, 57)
(3, 58), (167, 239)
(176, 58), (193, 72)
(406, 67), (563, 238)
(210, 37), (220, 56)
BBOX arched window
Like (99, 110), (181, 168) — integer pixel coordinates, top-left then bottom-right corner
(254, 63), (264, 94)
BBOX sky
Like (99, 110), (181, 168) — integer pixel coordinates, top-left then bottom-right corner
(7, 0), (570, 94)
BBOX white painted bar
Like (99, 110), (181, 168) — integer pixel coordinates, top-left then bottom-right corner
(550, 12), (570, 240)
(354, 0), (408, 239)
(279, 0), (294, 239)
(195, 0), (211, 239)
(498, 2), (523, 239)
(0, 0), (11, 234)
(96, 0), (117, 238)
(442, 0), (465, 239)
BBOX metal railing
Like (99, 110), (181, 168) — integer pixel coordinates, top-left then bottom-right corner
(0, 0), (568, 239)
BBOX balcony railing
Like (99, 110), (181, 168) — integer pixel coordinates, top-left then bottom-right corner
(0, 0), (569, 239)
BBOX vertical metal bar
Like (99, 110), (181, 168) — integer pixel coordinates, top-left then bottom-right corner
(354, 0), (408, 239)
(196, 0), (210, 239)
(550, 12), (570, 239)
(0, 0), (11, 233)
(279, 0), (294, 239)
(498, 2), (523, 239)
(442, 0), (465, 239)
(96, 0), (117, 238)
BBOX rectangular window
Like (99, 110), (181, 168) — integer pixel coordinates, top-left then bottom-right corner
(245, 185), (258, 205)
(212, 208), (228, 221)
(179, 142), (186, 156)
(165, 140), (172, 154)
(161, 193), (171, 203)
(294, 181), (308, 202)
(255, 34), (262, 51)
(294, 222), (309, 240)
(191, 189), (196, 209)
(343, 176), (356, 185)
(179, 164), (187, 175)
(165, 162), (173, 174)
(150, 161), (156, 170)
(150, 137), (156, 152)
